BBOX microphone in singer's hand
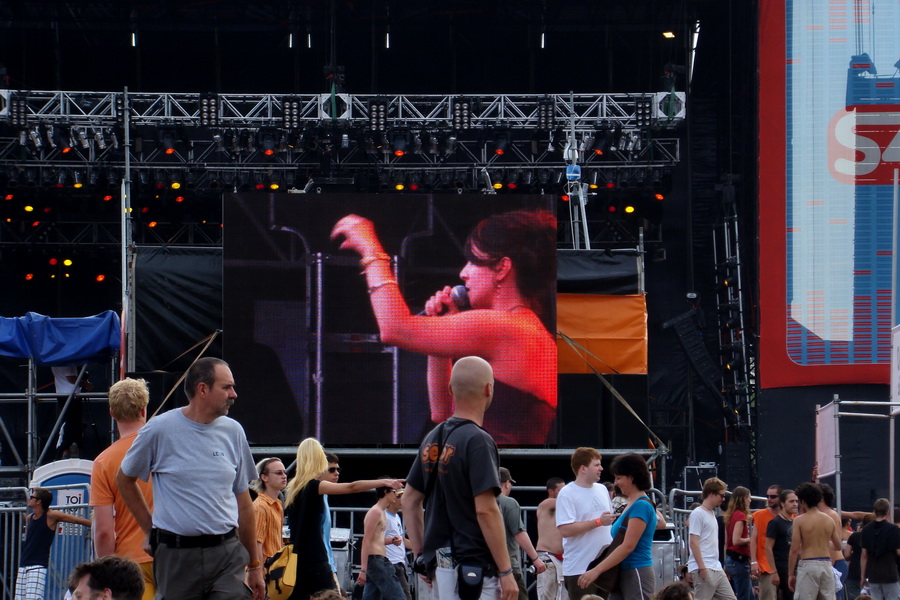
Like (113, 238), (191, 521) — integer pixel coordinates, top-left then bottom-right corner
(418, 285), (470, 315)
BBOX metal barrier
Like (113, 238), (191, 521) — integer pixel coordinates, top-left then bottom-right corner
(0, 487), (92, 600)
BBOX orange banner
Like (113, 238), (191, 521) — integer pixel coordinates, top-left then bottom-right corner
(557, 293), (648, 374)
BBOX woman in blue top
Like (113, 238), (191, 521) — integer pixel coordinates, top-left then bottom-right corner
(577, 453), (658, 600)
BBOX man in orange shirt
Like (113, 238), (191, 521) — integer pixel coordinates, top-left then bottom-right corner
(750, 484), (782, 600)
(90, 378), (155, 600)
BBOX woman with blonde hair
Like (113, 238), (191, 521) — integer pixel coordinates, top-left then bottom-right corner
(331, 208), (557, 445)
(284, 438), (403, 600)
(723, 486), (752, 600)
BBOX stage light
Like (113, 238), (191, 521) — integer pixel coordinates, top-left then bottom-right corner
(96, 274), (106, 282)
(103, 195), (113, 202)
(49, 125), (73, 153)
(537, 98), (555, 131)
(635, 96), (653, 128)
(369, 100), (388, 132)
(257, 129), (278, 156)
(607, 204), (617, 213)
(49, 258), (58, 265)
(158, 128), (178, 154)
(25, 273), (34, 281)
(29, 127), (43, 150)
(561, 194), (570, 202)
(55, 171), (67, 188)
(148, 221), (158, 228)
(394, 182), (405, 191)
(9, 93), (28, 127)
(391, 131), (408, 157)
(63, 259), (73, 266)
(655, 193), (665, 200)
(199, 93), (219, 127)
(493, 181), (503, 190)
(282, 96), (301, 129)
(624, 204), (636, 214)
(446, 135), (458, 154)
(73, 171), (84, 189)
(31, 221), (39, 227)
(94, 129), (107, 150)
(606, 181), (615, 189)
(452, 97), (472, 130)
(493, 131), (510, 156)
(662, 31), (675, 39)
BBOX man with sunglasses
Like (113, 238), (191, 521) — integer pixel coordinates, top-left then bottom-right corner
(750, 485), (782, 600)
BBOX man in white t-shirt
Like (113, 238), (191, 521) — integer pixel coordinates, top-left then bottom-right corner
(688, 477), (736, 600)
(555, 447), (615, 600)
(384, 488), (412, 600)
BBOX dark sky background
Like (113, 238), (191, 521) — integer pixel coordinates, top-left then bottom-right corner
(1, 0), (699, 95)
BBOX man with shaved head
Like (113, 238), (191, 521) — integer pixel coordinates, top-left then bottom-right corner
(403, 356), (517, 600)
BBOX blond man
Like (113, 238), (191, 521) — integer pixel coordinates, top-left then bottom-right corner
(90, 378), (155, 600)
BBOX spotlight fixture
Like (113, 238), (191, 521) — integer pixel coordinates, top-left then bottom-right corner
(452, 97), (472, 130)
(199, 93), (219, 127)
(635, 96), (653, 128)
(75, 128), (90, 149)
(537, 98), (555, 131)
(369, 99), (388, 132)
(9, 94), (27, 127)
(115, 94), (128, 124)
(49, 125), (73, 153)
(390, 131), (409, 157)
(492, 131), (511, 156)
(93, 129), (107, 150)
(158, 128), (178, 155)
(282, 96), (301, 129)
(257, 128), (278, 156)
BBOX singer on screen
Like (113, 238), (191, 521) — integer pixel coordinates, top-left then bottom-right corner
(331, 209), (557, 445)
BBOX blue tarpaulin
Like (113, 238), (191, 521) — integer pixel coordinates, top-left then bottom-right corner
(0, 311), (121, 365)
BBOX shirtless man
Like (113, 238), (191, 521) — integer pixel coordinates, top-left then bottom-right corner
(359, 482), (407, 600)
(816, 483), (847, 599)
(535, 477), (566, 600)
(788, 482), (841, 600)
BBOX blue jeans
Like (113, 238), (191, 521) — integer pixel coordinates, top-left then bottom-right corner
(833, 559), (848, 600)
(725, 556), (753, 600)
(362, 555), (407, 600)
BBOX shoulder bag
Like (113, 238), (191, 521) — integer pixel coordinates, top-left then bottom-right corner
(587, 496), (655, 594)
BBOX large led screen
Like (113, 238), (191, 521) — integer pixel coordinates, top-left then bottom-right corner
(223, 194), (557, 446)
(759, 0), (898, 387)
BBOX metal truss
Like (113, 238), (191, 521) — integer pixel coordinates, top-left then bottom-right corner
(1, 90), (685, 129)
(0, 90), (684, 176)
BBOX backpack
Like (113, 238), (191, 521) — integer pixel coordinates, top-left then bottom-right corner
(265, 544), (298, 600)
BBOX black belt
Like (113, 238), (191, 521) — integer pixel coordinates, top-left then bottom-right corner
(153, 527), (236, 549)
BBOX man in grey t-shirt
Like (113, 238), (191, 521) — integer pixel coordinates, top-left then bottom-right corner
(117, 357), (265, 600)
